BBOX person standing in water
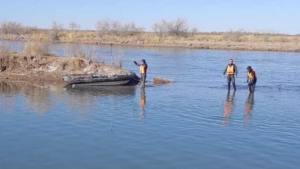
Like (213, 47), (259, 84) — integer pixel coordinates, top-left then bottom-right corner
(246, 66), (257, 93)
(133, 59), (148, 88)
(223, 59), (238, 91)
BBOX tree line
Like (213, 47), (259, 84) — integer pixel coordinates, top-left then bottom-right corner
(0, 18), (198, 37)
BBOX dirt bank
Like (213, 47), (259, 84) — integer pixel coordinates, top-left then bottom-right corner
(0, 54), (131, 83)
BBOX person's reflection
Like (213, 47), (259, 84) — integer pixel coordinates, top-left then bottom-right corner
(139, 87), (146, 119)
(244, 93), (254, 124)
(223, 91), (236, 124)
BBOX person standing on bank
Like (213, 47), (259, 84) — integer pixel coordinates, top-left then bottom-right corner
(133, 59), (148, 88)
(246, 66), (257, 93)
(223, 59), (238, 91)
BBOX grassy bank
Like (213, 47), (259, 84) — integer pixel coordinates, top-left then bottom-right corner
(1, 31), (300, 52)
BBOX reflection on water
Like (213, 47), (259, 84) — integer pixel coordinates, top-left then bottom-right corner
(139, 88), (146, 119)
(64, 84), (136, 97)
(223, 91), (235, 125)
(0, 81), (135, 115)
(65, 85), (136, 117)
(1, 44), (300, 169)
(244, 93), (255, 124)
(0, 81), (63, 115)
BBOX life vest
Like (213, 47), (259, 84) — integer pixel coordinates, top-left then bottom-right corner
(226, 65), (234, 75)
(248, 70), (257, 80)
(140, 65), (146, 74)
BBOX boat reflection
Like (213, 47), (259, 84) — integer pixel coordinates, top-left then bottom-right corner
(0, 81), (136, 115)
(223, 91), (235, 125)
(64, 84), (136, 97)
(0, 81), (63, 115)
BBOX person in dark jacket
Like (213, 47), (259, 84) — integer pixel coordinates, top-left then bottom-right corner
(223, 59), (238, 91)
(133, 59), (148, 88)
(246, 66), (257, 93)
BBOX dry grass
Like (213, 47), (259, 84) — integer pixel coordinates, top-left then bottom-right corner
(4, 30), (300, 44)
(0, 54), (130, 82)
(2, 29), (300, 52)
(22, 34), (51, 56)
(0, 41), (12, 55)
(153, 77), (172, 84)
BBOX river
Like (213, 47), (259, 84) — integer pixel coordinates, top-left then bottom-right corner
(0, 41), (300, 169)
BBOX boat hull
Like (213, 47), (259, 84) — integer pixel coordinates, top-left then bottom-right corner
(62, 73), (140, 86)
(71, 80), (130, 87)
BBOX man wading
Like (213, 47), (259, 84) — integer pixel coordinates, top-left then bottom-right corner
(246, 66), (257, 93)
(223, 59), (238, 91)
(133, 59), (148, 88)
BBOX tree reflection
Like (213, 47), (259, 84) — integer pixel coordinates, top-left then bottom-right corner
(0, 81), (135, 116)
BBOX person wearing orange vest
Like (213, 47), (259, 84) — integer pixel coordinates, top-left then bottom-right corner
(133, 59), (148, 88)
(223, 59), (238, 91)
(246, 66), (257, 93)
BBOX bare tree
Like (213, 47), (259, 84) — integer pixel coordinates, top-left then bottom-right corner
(50, 21), (63, 41)
(95, 19), (144, 36)
(123, 22), (145, 36)
(152, 19), (169, 37)
(152, 18), (198, 37)
(0, 21), (38, 35)
(169, 18), (189, 36)
(95, 18), (113, 36)
(0, 21), (23, 34)
(69, 21), (81, 31)
(110, 20), (123, 35)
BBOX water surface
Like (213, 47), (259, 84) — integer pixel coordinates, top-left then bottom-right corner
(0, 41), (300, 169)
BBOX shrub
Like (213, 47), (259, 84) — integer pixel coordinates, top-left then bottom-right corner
(69, 22), (81, 31)
(0, 21), (38, 35)
(152, 18), (198, 37)
(50, 21), (64, 41)
(22, 35), (51, 56)
(95, 19), (144, 37)
(0, 41), (12, 55)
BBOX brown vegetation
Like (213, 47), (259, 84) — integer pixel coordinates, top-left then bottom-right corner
(153, 77), (172, 84)
(0, 53), (130, 83)
(0, 41), (12, 56)
(1, 19), (300, 52)
(95, 18), (145, 37)
(0, 21), (38, 35)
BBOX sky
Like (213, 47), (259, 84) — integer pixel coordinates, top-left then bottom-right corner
(0, 0), (300, 34)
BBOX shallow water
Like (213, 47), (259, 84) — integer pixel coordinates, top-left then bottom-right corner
(1, 41), (300, 169)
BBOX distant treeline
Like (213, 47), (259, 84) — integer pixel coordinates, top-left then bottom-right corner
(0, 18), (284, 38)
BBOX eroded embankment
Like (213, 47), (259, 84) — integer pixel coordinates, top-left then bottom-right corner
(0, 54), (131, 83)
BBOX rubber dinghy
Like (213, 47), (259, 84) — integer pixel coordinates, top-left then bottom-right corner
(62, 72), (140, 86)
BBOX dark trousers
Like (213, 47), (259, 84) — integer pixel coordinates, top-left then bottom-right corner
(248, 80), (257, 93)
(227, 75), (236, 91)
(140, 73), (146, 88)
